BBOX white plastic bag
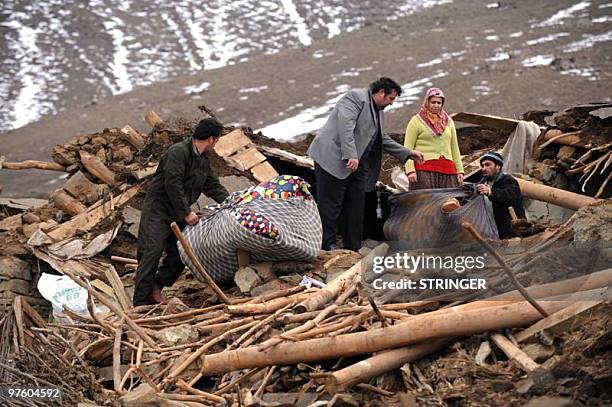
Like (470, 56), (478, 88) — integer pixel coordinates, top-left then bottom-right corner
(37, 273), (91, 324)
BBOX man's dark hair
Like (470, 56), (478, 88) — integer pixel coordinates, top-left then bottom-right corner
(193, 118), (224, 140)
(369, 77), (402, 96)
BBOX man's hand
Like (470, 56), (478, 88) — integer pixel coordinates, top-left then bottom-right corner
(409, 150), (425, 164)
(346, 158), (359, 172)
(457, 173), (464, 185)
(476, 184), (492, 196)
(407, 171), (417, 183)
(184, 211), (200, 225)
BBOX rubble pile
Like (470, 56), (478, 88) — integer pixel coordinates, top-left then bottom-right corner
(0, 104), (610, 406)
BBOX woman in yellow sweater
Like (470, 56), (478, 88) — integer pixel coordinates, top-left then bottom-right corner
(404, 87), (464, 189)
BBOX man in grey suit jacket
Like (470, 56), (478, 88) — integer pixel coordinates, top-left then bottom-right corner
(308, 77), (424, 251)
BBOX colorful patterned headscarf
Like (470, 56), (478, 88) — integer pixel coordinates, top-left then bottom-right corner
(418, 87), (450, 136)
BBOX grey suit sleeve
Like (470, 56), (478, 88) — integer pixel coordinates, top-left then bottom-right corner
(336, 92), (362, 160)
(382, 134), (411, 163)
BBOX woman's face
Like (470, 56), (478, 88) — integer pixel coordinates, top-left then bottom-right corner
(428, 96), (444, 114)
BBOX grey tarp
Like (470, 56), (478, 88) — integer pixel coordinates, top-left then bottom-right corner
(383, 184), (499, 248)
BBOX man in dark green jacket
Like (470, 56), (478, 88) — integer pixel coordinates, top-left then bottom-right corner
(133, 118), (229, 306)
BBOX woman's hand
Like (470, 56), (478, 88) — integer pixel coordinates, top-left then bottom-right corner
(407, 171), (417, 183)
(457, 173), (464, 185)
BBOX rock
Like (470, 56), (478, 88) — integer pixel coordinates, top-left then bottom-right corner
(235, 266), (262, 293)
(279, 273), (302, 285)
(521, 396), (581, 407)
(527, 355), (563, 394)
(162, 297), (190, 316)
(250, 278), (292, 297)
(152, 324), (198, 347)
(489, 380), (514, 392)
(589, 107), (612, 120)
(325, 269), (346, 284)
(22, 213), (41, 224)
(262, 392), (318, 407)
(522, 343), (555, 363)
(251, 262), (275, 281)
(122, 206), (141, 238)
(0, 279), (30, 295)
(572, 201), (612, 242)
(358, 246), (372, 257)
(0, 256), (32, 280)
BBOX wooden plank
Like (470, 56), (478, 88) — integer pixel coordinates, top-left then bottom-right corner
(214, 129), (252, 157)
(47, 185), (140, 242)
(230, 148), (266, 171)
(490, 333), (540, 372)
(250, 161), (279, 183)
(19, 296), (47, 328)
(515, 300), (602, 343)
(104, 264), (132, 310)
(13, 296), (25, 347)
(258, 145), (315, 169)
(0, 198), (47, 211)
(52, 189), (87, 216)
(452, 112), (520, 132)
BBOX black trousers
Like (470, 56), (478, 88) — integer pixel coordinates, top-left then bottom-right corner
(314, 162), (368, 251)
(133, 202), (186, 306)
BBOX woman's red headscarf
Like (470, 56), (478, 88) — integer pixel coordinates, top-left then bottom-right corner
(418, 87), (449, 136)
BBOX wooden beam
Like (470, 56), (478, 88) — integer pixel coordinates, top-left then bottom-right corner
(452, 112), (520, 132)
(540, 129), (588, 148)
(258, 146), (315, 169)
(515, 176), (599, 210)
(229, 148), (266, 171)
(515, 300), (603, 343)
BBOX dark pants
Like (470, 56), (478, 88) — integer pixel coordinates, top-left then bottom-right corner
(133, 202), (186, 306)
(314, 162), (368, 251)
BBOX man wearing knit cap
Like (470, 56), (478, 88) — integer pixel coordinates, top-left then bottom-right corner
(133, 118), (229, 306)
(477, 151), (526, 239)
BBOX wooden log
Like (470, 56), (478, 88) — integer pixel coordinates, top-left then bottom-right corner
(490, 333), (539, 372)
(199, 298), (583, 375)
(64, 171), (107, 206)
(515, 300), (603, 343)
(79, 151), (118, 187)
(47, 185), (140, 242)
(326, 338), (454, 393)
(515, 176), (599, 210)
(258, 145), (315, 169)
(144, 111), (163, 128)
(451, 112), (520, 132)
(113, 320), (124, 394)
(0, 159), (66, 172)
(120, 125), (146, 150)
(226, 292), (313, 315)
(52, 189), (87, 216)
(540, 129), (587, 148)
(296, 243), (388, 313)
